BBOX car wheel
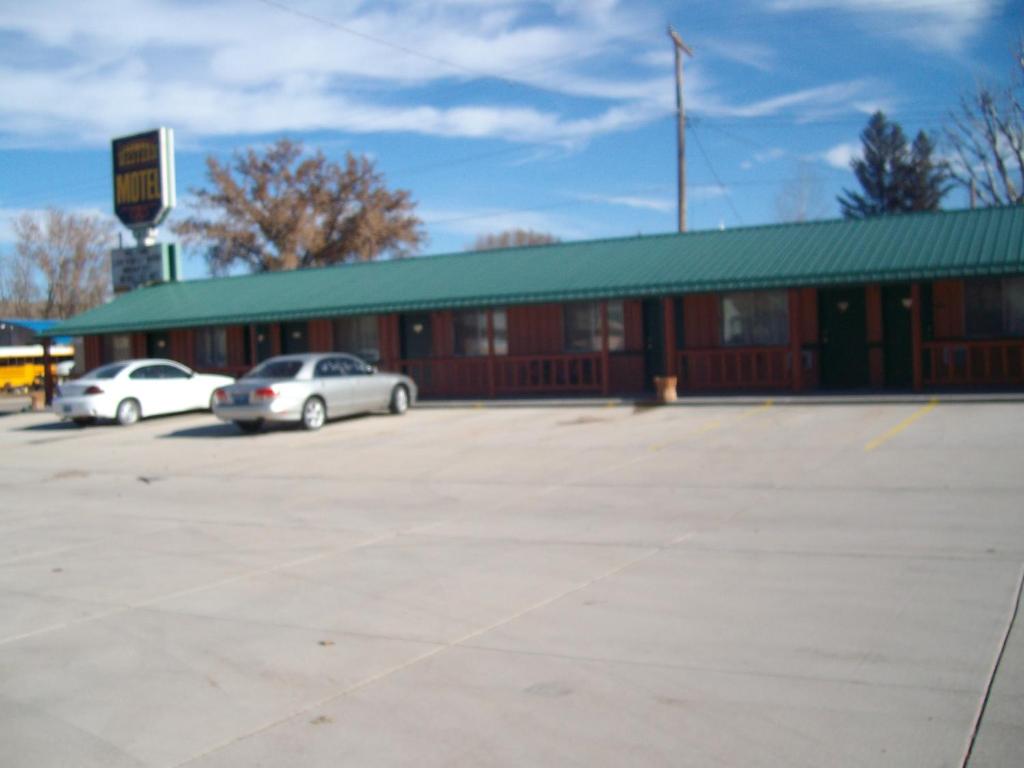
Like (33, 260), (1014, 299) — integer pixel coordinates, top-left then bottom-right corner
(115, 398), (141, 426)
(72, 417), (96, 427)
(389, 385), (409, 415)
(234, 420), (262, 434)
(301, 397), (326, 431)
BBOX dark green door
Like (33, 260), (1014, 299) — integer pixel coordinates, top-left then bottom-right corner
(280, 322), (309, 354)
(819, 287), (868, 389)
(239, 325), (272, 366)
(400, 313), (433, 359)
(642, 299), (665, 389)
(254, 324), (274, 362)
(146, 331), (170, 358)
(882, 284), (913, 388)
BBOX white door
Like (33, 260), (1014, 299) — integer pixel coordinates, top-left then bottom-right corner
(313, 357), (357, 416)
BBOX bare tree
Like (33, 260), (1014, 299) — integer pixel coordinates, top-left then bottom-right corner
(0, 255), (31, 317)
(10, 209), (115, 319)
(775, 162), (830, 223)
(470, 229), (561, 251)
(944, 42), (1024, 206)
(174, 139), (425, 273)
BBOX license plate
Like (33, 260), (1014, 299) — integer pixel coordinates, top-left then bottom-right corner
(233, 394), (249, 405)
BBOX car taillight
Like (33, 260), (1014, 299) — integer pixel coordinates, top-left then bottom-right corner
(84, 385), (103, 395)
(252, 386), (278, 401)
(214, 388), (229, 403)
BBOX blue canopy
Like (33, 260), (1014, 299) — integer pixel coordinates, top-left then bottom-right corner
(0, 318), (73, 345)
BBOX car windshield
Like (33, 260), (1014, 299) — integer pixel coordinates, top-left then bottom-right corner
(86, 363), (128, 379)
(244, 360), (304, 379)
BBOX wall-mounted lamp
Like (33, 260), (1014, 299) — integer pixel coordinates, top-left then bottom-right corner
(901, 297), (913, 309)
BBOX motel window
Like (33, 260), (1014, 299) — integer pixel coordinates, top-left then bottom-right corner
(195, 327), (228, 368)
(103, 334), (133, 362)
(965, 277), (1024, 338)
(453, 309), (508, 356)
(334, 315), (380, 363)
(720, 291), (789, 346)
(564, 301), (625, 353)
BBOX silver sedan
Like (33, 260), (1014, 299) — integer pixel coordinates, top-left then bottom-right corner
(211, 353), (417, 433)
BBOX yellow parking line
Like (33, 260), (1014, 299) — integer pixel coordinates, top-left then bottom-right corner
(864, 398), (939, 452)
(737, 398), (774, 419)
(649, 399), (773, 452)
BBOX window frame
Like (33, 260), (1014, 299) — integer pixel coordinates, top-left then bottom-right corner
(333, 315), (381, 363)
(563, 301), (625, 354)
(453, 308), (508, 357)
(965, 277), (1024, 339)
(719, 290), (790, 347)
(104, 333), (133, 362)
(195, 326), (228, 368)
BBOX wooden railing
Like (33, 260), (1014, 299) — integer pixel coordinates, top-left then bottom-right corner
(923, 340), (1024, 387)
(677, 346), (792, 391)
(396, 354), (604, 397)
(495, 354), (603, 394)
(398, 357), (490, 397)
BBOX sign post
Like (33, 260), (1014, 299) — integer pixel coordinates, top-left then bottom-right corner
(111, 127), (178, 292)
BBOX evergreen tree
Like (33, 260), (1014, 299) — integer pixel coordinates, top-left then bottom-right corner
(904, 132), (950, 211)
(838, 112), (948, 219)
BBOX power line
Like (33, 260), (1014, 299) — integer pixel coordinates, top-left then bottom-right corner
(253, 0), (552, 90)
(689, 122), (744, 226)
(423, 199), (583, 227)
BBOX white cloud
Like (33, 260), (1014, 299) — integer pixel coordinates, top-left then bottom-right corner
(698, 80), (873, 119)
(0, 0), (670, 148)
(820, 141), (861, 169)
(687, 186), (730, 201)
(577, 194), (674, 213)
(419, 205), (589, 244)
(762, 0), (1000, 50)
(696, 38), (777, 72)
(741, 147), (787, 170)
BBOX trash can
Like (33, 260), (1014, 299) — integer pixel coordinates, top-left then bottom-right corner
(30, 390), (47, 411)
(653, 375), (677, 403)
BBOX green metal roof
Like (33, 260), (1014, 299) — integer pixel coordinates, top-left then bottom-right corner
(46, 205), (1024, 337)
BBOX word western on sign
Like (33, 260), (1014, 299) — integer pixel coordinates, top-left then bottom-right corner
(111, 128), (176, 230)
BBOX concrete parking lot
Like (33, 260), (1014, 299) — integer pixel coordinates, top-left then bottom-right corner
(1, 400), (1022, 767)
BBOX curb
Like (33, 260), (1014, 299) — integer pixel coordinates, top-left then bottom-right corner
(416, 392), (1024, 409)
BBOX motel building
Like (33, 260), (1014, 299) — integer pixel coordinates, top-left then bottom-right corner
(42, 205), (1024, 399)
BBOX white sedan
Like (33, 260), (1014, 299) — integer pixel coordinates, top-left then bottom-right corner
(53, 359), (235, 426)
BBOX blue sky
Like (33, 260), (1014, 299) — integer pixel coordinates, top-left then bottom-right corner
(1, 0), (1021, 280)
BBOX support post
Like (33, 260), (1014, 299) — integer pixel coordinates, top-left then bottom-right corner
(248, 324), (258, 366)
(789, 289), (803, 393)
(911, 282), (923, 392)
(662, 297), (677, 378)
(42, 338), (54, 406)
(486, 309), (496, 399)
(600, 301), (610, 396)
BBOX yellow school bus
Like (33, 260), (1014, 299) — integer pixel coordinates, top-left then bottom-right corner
(0, 344), (75, 392)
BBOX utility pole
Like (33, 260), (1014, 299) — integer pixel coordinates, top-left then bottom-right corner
(668, 25), (693, 233)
